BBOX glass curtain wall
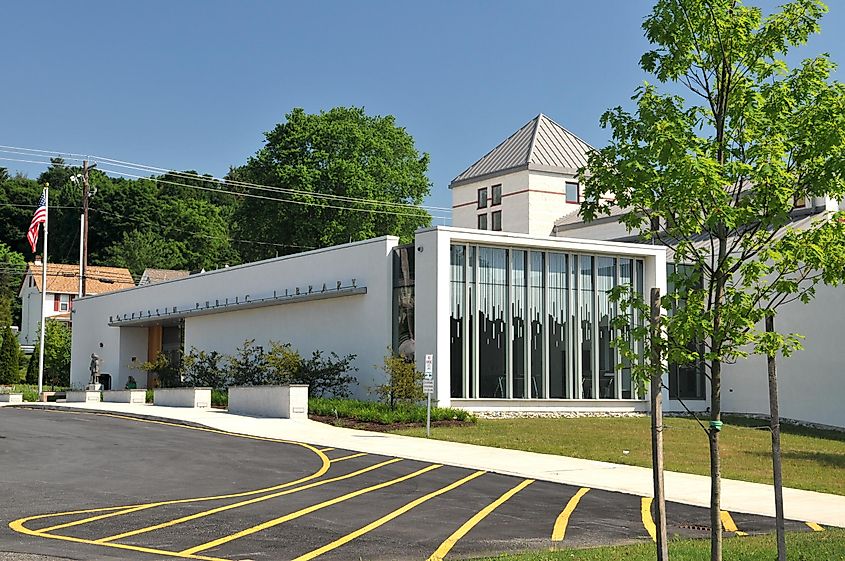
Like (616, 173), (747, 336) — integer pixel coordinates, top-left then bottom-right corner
(448, 244), (644, 401)
(548, 253), (568, 398)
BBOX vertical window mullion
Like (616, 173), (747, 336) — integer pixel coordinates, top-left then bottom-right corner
(506, 249), (513, 399)
(542, 251), (550, 399)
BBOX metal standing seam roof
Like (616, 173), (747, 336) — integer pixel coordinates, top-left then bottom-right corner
(450, 113), (594, 187)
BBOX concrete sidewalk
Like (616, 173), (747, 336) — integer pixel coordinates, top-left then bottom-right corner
(7, 401), (845, 528)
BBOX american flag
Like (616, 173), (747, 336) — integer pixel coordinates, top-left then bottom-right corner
(27, 191), (47, 253)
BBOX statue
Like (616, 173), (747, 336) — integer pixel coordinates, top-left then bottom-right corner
(89, 353), (101, 385)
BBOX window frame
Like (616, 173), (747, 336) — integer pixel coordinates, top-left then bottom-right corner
(491, 210), (502, 231)
(491, 184), (502, 206)
(477, 213), (488, 230)
(477, 187), (488, 209)
(565, 182), (580, 204)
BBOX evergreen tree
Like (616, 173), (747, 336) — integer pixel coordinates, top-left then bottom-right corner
(0, 325), (19, 384)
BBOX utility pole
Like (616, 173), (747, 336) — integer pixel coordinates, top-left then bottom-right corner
(81, 160), (90, 296)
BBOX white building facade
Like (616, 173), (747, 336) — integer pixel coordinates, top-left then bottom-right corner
(71, 228), (666, 413)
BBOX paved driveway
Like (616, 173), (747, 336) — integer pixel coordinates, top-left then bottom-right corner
(0, 408), (818, 561)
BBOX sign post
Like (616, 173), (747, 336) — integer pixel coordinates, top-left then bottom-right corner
(423, 354), (434, 437)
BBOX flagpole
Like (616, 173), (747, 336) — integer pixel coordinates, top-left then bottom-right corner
(37, 185), (48, 395)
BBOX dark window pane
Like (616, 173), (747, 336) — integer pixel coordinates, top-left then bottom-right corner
(529, 251), (544, 398)
(548, 253), (568, 398)
(580, 255), (594, 398)
(478, 188), (488, 209)
(478, 247), (507, 398)
(477, 214), (487, 230)
(450, 245), (465, 398)
(566, 182), (579, 204)
(511, 250), (526, 398)
(492, 184), (502, 206)
(492, 210), (502, 231)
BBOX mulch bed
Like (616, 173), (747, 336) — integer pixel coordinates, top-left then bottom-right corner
(309, 414), (473, 432)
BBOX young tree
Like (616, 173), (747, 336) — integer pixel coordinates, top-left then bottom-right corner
(27, 320), (72, 387)
(580, 2), (845, 560)
(0, 325), (20, 384)
(229, 107), (433, 261)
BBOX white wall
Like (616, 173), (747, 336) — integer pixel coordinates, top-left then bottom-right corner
(71, 237), (398, 396)
(722, 282), (845, 428)
(527, 171), (580, 236)
(451, 170), (532, 232)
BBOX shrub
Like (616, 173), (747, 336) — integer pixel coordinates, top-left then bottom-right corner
(374, 352), (424, 409)
(211, 389), (228, 407)
(227, 339), (267, 386)
(135, 352), (182, 388)
(309, 397), (476, 425)
(26, 320), (71, 387)
(265, 342), (357, 398)
(180, 348), (228, 389)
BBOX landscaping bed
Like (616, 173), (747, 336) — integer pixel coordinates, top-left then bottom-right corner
(308, 397), (475, 431)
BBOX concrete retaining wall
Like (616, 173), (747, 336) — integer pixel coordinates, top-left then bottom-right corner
(228, 385), (308, 419)
(154, 387), (211, 408)
(66, 391), (101, 403)
(103, 389), (147, 404)
(0, 393), (23, 403)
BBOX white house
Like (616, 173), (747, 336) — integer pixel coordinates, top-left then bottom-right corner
(19, 262), (135, 346)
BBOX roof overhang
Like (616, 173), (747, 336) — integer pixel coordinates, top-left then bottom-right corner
(108, 285), (367, 327)
(449, 163), (579, 189)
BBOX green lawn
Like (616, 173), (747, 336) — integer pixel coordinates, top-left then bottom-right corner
(468, 528), (845, 561)
(392, 415), (845, 495)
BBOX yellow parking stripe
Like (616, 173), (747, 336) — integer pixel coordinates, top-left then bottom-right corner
(181, 463), (443, 555)
(97, 458), (402, 543)
(426, 479), (534, 561)
(720, 511), (748, 536)
(806, 521), (825, 532)
(551, 487), (589, 542)
(9, 517), (228, 561)
(292, 471), (486, 561)
(331, 452), (367, 462)
(318, 447), (335, 452)
(40, 505), (157, 533)
(641, 498), (656, 542)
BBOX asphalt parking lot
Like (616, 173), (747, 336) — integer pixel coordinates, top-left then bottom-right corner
(0, 407), (819, 561)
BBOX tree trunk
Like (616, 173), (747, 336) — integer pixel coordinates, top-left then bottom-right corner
(709, 360), (722, 561)
(650, 288), (669, 561)
(766, 316), (787, 561)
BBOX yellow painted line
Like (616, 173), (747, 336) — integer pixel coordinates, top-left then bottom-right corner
(720, 511), (748, 536)
(426, 479), (534, 561)
(292, 471), (486, 561)
(806, 521), (825, 532)
(318, 447), (335, 452)
(331, 452), (367, 462)
(96, 458), (402, 543)
(9, 517), (228, 561)
(551, 487), (589, 542)
(9, 407), (331, 556)
(181, 463), (444, 555)
(641, 498), (656, 542)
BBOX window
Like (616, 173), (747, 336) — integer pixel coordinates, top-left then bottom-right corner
(491, 184), (502, 206)
(54, 294), (71, 312)
(477, 213), (488, 230)
(566, 182), (580, 204)
(491, 210), (502, 231)
(477, 187), (488, 209)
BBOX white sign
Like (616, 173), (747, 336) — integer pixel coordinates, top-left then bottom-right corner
(424, 354), (433, 375)
(423, 379), (434, 394)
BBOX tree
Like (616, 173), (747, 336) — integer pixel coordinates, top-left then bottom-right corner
(104, 230), (183, 280)
(0, 325), (20, 384)
(580, 2), (845, 560)
(0, 244), (27, 329)
(229, 107), (432, 261)
(27, 320), (72, 387)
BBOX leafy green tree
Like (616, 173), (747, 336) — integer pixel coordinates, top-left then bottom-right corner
(229, 107), (432, 261)
(580, 2), (845, 559)
(0, 325), (20, 383)
(103, 230), (183, 280)
(375, 352), (425, 410)
(26, 320), (72, 387)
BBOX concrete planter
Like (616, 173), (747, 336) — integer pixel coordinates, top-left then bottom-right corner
(0, 393), (23, 403)
(154, 387), (211, 408)
(102, 389), (147, 404)
(228, 385), (308, 419)
(66, 390), (101, 403)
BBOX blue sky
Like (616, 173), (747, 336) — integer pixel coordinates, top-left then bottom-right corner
(2, 1), (843, 221)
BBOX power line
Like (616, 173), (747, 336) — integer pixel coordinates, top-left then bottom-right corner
(0, 144), (453, 215)
(0, 155), (446, 221)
